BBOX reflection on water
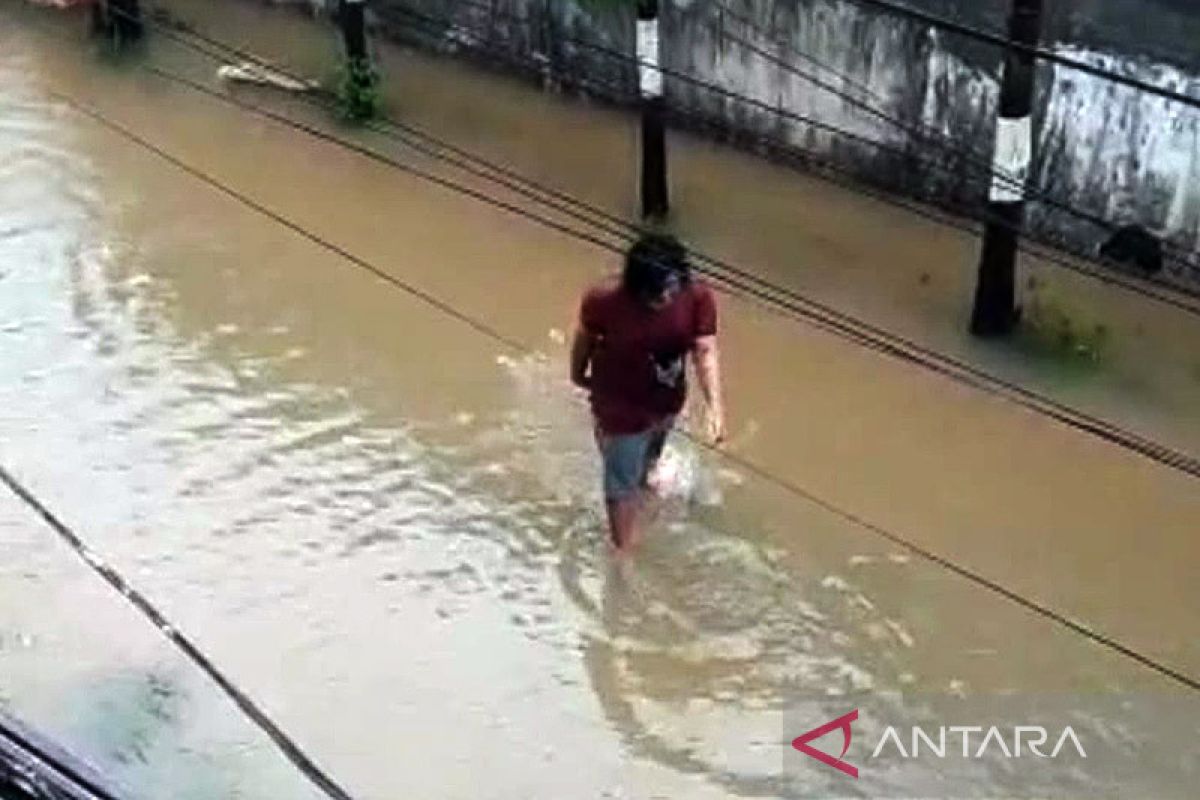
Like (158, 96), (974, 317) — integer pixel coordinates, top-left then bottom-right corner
(1, 1), (1198, 798)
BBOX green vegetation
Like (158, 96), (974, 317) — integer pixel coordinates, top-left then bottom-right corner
(1018, 277), (1112, 368)
(335, 57), (380, 123)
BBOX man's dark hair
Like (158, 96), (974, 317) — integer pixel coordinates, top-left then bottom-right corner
(622, 233), (692, 300)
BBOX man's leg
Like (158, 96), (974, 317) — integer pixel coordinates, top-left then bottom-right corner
(597, 428), (653, 553)
(604, 496), (640, 553)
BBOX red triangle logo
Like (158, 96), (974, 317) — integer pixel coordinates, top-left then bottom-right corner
(791, 709), (859, 778)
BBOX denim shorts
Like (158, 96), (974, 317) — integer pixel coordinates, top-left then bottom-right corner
(596, 419), (673, 501)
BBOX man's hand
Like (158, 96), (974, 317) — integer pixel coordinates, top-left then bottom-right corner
(705, 402), (727, 445)
(569, 326), (595, 392)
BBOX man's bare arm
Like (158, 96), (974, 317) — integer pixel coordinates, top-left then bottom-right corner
(570, 326), (595, 389)
(691, 335), (725, 443)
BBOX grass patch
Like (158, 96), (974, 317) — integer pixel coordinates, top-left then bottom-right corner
(1016, 277), (1113, 371)
(333, 58), (381, 123)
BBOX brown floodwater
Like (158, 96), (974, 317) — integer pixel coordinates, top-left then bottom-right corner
(1, 1), (1197, 798)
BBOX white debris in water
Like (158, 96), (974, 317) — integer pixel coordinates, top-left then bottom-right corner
(547, 327), (566, 344)
(216, 62), (319, 92)
(848, 554), (876, 566)
(884, 618), (916, 649)
(454, 412), (475, 426)
(887, 553), (911, 565)
(126, 273), (152, 287)
(495, 354), (515, 369)
(216, 323), (239, 335)
(849, 593), (876, 612)
(948, 679), (968, 699)
(700, 633), (763, 662)
(841, 663), (875, 692)
(795, 602), (827, 624)
(821, 574), (850, 592)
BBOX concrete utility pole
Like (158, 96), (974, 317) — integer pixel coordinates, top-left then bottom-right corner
(637, 0), (668, 219)
(970, 0), (1043, 337)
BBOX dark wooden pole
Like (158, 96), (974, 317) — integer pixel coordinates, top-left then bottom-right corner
(95, 0), (143, 45)
(339, 0), (375, 120)
(637, 0), (668, 220)
(341, 0), (368, 64)
(970, 0), (1043, 337)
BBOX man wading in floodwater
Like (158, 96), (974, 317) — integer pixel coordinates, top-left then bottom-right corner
(570, 233), (726, 554)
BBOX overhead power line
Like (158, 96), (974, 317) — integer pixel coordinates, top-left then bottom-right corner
(0, 465), (357, 800)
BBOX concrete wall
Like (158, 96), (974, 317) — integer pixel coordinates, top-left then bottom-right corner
(357, 0), (1200, 281)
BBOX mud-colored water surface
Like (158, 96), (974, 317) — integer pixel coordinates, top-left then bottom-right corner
(1, 2), (1197, 797)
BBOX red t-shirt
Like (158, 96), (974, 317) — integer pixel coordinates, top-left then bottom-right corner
(580, 279), (718, 435)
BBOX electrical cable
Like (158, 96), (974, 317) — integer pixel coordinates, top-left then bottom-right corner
(0, 465), (358, 800)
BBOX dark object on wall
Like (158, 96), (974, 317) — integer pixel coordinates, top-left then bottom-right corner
(1099, 224), (1164, 275)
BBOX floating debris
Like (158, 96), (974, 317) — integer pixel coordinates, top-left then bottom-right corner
(821, 574), (851, 592)
(216, 62), (319, 93)
(884, 618), (916, 648)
